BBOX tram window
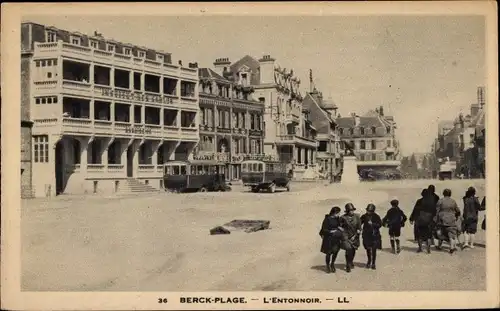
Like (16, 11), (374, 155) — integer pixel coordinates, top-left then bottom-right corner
(267, 164), (273, 172)
(180, 166), (187, 175)
(257, 163), (263, 172)
(242, 163), (247, 172)
(165, 166), (171, 174)
(172, 166), (180, 175)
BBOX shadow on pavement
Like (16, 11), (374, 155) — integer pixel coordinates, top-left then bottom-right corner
(310, 261), (366, 273)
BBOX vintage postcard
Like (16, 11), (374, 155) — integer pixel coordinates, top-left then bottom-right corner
(1, 1), (499, 310)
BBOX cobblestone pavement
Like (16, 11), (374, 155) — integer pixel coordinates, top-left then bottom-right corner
(22, 179), (486, 291)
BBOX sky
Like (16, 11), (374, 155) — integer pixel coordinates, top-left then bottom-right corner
(24, 15), (486, 155)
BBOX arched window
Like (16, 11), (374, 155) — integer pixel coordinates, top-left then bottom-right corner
(360, 127), (365, 135)
(371, 126), (376, 134)
(386, 126), (391, 134)
(360, 140), (366, 150)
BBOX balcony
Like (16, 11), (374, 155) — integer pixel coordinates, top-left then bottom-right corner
(34, 41), (196, 79)
(32, 117), (197, 141)
(283, 113), (300, 124)
(276, 135), (317, 148)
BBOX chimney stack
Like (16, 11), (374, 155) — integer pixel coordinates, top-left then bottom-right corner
(258, 54), (276, 84)
(213, 57), (231, 76)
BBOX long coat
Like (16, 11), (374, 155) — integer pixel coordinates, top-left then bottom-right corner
(319, 215), (343, 254)
(360, 212), (383, 249)
(341, 213), (362, 250)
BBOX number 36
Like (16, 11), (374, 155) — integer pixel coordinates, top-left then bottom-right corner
(158, 298), (168, 303)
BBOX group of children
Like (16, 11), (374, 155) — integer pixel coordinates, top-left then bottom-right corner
(318, 184), (486, 273)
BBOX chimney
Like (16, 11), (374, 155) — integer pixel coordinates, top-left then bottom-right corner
(352, 113), (360, 127)
(379, 106), (384, 116)
(258, 54), (276, 84)
(213, 57), (231, 76)
(477, 86), (485, 107)
(470, 103), (480, 117)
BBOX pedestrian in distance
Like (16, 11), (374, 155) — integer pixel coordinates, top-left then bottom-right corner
(382, 199), (408, 254)
(435, 188), (461, 254)
(410, 189), (435, 254)
(360, 204), (383, 270)
(319, 206), (344, 273)
(340, 203), (362, 273)
(461, 187), (484, 249)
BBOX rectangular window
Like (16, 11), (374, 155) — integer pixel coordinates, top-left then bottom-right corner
(157, 54), (164, 62)
(46, 31), (56, 43)
(90, 40), (98, 49)
(107, 44), (115, 52)
(139, 51), (146, 58)
(124, 48), (131, 55)
(71, 37), (81, 45)
(387, 140), (391, 147)
(33, 135), (49, 163)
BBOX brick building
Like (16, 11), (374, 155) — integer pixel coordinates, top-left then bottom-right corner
(21, 22), (200, 197)
(196, 65), (265, 180)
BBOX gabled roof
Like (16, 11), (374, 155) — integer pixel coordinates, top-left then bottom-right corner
(199, 68), (231, 84)
(229, 55), (260, 72)
(304, 92), (334, 124)
(336, 115), (391, 128)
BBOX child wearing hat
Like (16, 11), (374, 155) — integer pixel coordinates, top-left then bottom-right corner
(319, 206), (344, 273)
(340, 203), (362, 273)
(382, 199), (408, 254)
(360, 204), (383, 270)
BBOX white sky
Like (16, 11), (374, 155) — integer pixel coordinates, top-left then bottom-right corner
(24, 15), (486, 155)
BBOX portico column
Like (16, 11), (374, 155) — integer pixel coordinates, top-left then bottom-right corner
(79, 137), (91, 174)
(214, 106), (219, 129)
(101, 137), (115, 166)
(120, 139), (128, 166)
(140, 73), (145, 92)
(151, 140), (161, 167)
(110, 101), (115, 122)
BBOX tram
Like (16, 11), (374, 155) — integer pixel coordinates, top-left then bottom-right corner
(163, 160), (231, 193)
(240, 160), (292, 193)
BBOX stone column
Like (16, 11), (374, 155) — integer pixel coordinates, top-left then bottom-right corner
(141, 105), (145, 124)
(120, 139), (128, 166)
(89, 99), (95, 121)
(214, 107), (219, 129)
(129, 71), (134, 90)
(110, 101), (115, 122)
(130, 105), (135, 124)
(160, 108), (164, 126)
(301, 148), (306, 165)
(79, 138), (90, 174)
(110, 67), (115, 88)
(159, 76), (164, 94)
(151, 141), (161, 167)
(140, 73), (145, 92)
(177, 110), (182, 127)
(89, 64), (94, 84)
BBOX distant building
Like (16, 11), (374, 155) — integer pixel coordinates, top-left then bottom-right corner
(336, 106), (400, 175)
(21, 22), (199, 197)
(435, 86), (486, 178)
(226, 55), (318, 180)
(302, 87), (342, 180)
(196, 65), (265, 180)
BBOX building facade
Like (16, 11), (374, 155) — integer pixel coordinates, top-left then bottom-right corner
(336, 106), (400, 175)
(196, 64), (265, 180)
(226, 55), (318, 180)
(21, 22), (200, 197)
(302, 88), (342, 180)
(435, 86), (486, 178)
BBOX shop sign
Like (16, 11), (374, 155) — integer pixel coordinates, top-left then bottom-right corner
(101, 89), (173, 104)
(125, 126), (152, 134)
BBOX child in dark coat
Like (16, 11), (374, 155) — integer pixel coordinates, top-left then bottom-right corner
(360, 204), (383, 270)
(319, 206), (344, 273)
(382, 199), (408, 254)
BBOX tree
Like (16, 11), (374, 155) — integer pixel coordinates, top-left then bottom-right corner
(408, 154), (419, 179)
(421, 155), (429, 178)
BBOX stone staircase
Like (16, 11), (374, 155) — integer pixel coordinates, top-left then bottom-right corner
(117, 178), (161, 194)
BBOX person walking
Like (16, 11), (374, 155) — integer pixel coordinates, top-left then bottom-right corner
(435, 188), (461, 254)
(427, 185), (440, 246)
(462, 187), (484, 249)
(360, 204), (383, 270)
(319, 206), (344, 273)
(410, 189), (435, 253)
(382, 199), (408, 254)
(412, 189), (427, 241)
(340, 203), (362, 273)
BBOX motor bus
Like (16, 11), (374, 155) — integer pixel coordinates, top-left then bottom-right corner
(163, 160), (231, 193)
(241, 160), (291, 193)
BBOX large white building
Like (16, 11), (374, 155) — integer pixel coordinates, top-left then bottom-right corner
(22, 22), (200, 197)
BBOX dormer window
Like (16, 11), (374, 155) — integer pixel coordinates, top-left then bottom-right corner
(339, 128), (344, 135)
(107, 44), (115, 53)
(138, 51), (146, 58)
(371, 126), (376, 134)
(349, 128), (354, 135)
(46, 31), (57, 43)
(157, 54), (164, 62)
(124, 48), (131, 55)
(360, 127), (365, 135)
(70, 36), (81, 46)
(90, 40), (98, 49)
(386, 126), (391, 134)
